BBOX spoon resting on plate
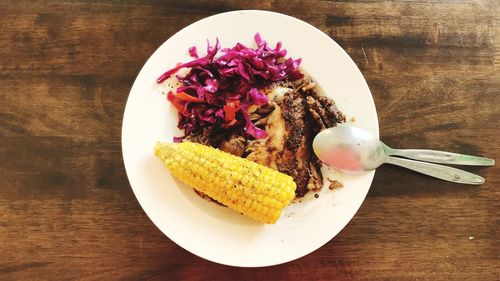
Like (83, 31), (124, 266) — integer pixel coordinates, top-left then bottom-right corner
(312, 126), (495, 185)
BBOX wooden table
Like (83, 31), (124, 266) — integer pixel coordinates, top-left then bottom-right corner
(1, 1), (499, 280)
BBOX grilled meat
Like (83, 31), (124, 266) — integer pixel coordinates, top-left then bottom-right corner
(219, 133), (247, 157)
(183, 126), (226, 147)
(246, 101), (286, 170)
(245, 77), (345, 197)
(276, 90), (322, 197)
(185, 76), (346, 198)
(317, 96), (346, 125)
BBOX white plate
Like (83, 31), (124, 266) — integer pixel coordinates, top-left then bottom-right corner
(122, 10), (378, 267)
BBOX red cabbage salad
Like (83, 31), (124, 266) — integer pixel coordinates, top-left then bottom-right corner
(157, 33), (303, 142)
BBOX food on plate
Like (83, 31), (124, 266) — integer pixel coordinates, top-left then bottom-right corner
(155, 141), (297, 224)
(244, 79), (345, 197)
(328, 179), (344, 190)
(157, 34), (345, 200)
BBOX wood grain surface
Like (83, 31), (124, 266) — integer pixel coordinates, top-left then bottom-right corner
(1, 1), (499, 280)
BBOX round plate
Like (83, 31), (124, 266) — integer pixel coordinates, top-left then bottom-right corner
(122, 10), (378, 267)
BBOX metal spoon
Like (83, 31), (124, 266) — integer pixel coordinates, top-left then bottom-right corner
(312, 126), (495, 185)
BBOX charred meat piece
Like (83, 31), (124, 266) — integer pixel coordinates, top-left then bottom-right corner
(219, 133), (247, 157)
(306, 95), (346, 129)
(277, 90), (322, 197)
(249, 103), (275, 127)
(254, 103), (276, 116)
(317, 96), (346, 125)
(307, 160), (323, 191)
(183, 127), (212, 146)
(183, 126), (226, 147)
(306, 96), (327, 132)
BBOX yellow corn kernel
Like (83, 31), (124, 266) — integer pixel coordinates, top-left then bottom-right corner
(155, 141), (297, 224)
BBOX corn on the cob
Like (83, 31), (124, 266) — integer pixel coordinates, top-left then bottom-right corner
(154, 141), (297, 224)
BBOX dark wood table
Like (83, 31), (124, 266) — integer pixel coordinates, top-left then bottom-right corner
(1, 1), (499, 280)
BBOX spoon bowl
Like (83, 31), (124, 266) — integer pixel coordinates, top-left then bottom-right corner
(313, 126), (386, 172)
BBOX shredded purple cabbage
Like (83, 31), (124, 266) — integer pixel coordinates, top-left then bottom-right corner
(157, 33), (303, 142)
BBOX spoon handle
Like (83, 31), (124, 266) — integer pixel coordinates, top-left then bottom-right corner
(387, 148), (494, 166)
(385, 156), (485, 184)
